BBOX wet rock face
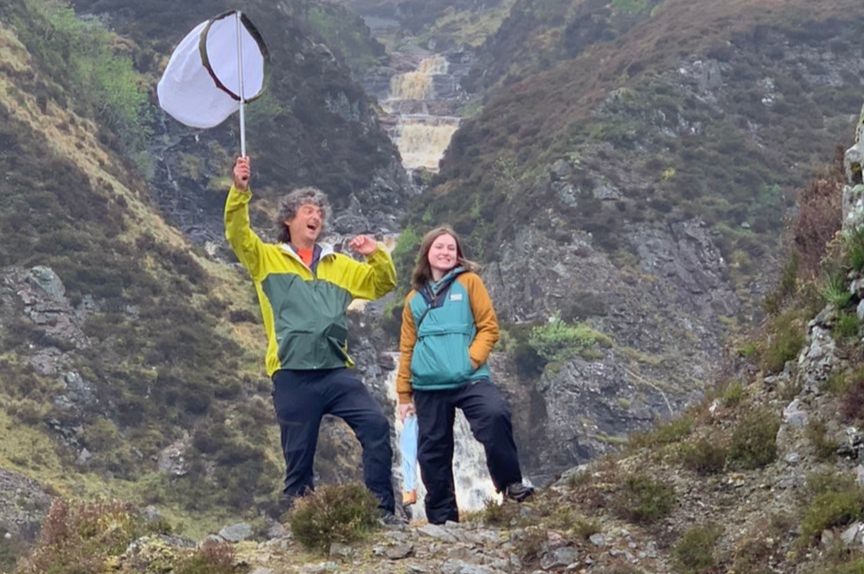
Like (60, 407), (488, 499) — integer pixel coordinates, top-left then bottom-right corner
(329, 158), (417, 236)
(535, 353), (670, 472)
(483, 216), (733, 326)
(157, 436), (192, 478)
(481, 217), (731, 479)
(626, 219), (735, 317)
(482, 225), (617, 323)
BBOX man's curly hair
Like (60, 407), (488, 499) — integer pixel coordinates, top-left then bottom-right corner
(275, 187), (331, 243)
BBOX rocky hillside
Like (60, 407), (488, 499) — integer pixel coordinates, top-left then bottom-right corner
(0, 0), (413, 555)
(72, 0), (412, 245)
(386, 0), (864, 478)
(334, 0), (516, 49)
(8, 111), (864, 574)
(3, 0), (864, 569)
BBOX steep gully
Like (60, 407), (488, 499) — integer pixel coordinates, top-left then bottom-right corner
(360, 38), (500, 512)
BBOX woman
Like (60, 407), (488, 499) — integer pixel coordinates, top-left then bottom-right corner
(396, 226), (533, 524)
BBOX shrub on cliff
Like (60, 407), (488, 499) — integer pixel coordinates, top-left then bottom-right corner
(612, 473), (676, 524)
(289, 483), (380, 553)
(727, 408), (780, 470)
(17, 498), (168, 574)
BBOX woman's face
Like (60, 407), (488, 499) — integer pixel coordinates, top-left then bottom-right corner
(427, 233), (458, 275)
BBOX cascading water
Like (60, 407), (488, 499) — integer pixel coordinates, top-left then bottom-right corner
(379, 55), (463, 174)
(393, 116), (460, 172)
(388, 55), (449, 100)
(384, 352), (500, 521)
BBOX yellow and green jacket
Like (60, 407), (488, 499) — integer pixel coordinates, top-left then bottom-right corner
(225, 185), (397, 376)
(397, 267), (499, 403)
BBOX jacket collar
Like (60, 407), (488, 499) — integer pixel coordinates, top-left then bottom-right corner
(279, 242), (336, 258)
(430, 266), (467, 292)
(279, 243), (336, 271)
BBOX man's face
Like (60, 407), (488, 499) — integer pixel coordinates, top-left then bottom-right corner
(286, 203), (323, 245)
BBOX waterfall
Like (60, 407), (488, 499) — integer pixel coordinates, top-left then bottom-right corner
(379, 54), (462, 174)
(384, 352), (500, 520)
(388, 56), (449, 101)
(394, 116), (460, 171)
(390, 71), (434, 101)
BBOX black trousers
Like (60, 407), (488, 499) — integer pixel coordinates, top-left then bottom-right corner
(271, 368), (395, 513)
(414, 378), (523, 524)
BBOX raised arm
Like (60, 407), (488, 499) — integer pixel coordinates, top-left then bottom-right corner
(224, 157), (266, 279)
(338, 235), (397, 300)
(463, 273), (500, 369)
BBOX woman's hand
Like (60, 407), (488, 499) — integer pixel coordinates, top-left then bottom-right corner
(399, 402), (416, 423)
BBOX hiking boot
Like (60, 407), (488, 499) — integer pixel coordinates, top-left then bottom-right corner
(505, 483), (535, 503)
(378, 511), (409, 528)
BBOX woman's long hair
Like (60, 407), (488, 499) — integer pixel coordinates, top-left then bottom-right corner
(411, 226), (479, 291)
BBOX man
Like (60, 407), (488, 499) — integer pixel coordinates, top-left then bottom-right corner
(225, 156), (400, 522)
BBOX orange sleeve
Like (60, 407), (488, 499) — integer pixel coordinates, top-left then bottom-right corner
(461, 273), (499, 368)
(397, 292), (418, 403)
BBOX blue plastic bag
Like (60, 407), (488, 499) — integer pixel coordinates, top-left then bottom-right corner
(401, 414), (418, 504)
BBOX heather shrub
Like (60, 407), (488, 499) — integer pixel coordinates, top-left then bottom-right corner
(511, 526), (548, 560)
(835, 313), (861, 340)
(612, 473), (676, 524)
(800, 489), (864, 545)
(721, 381), (746, 407)
(628, 415), (693, 449)
(672, 524), (721, 574)
(173, 540), (236, 574)
(760, 310), (805, 374)
(842, 372), (864, 421)
(289, 483), (380, 553)
(798, 472), (863, 546)
(763, 254), (800, 315)
(477, 496), (521, 527)
(679, 437), (727, 475)
(788, 149), (844, 281)
(727, 408), (780, 469)
(805, 419), (839, 460)
(18, 498), (166, 574)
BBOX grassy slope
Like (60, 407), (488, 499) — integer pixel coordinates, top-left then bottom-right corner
(0, 0), (405, 534)
(500, 158), (864, 574)
(456, 0), (862, 182)
(337, 0), (516, 48)
(410, 0), (861, 274)
(0, 5), (279, 536)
